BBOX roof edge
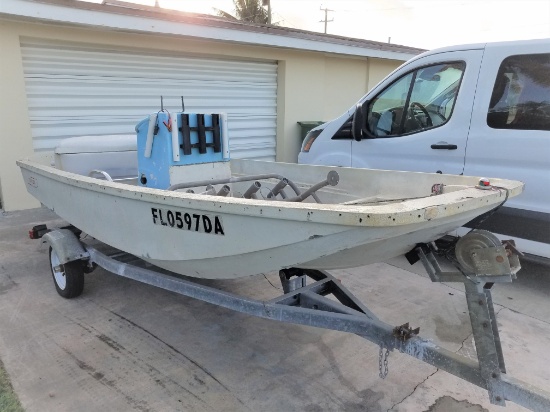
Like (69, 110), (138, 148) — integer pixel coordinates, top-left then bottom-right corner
(0, 0), (424, 60)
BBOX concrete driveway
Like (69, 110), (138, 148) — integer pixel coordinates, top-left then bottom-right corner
(1, 208), (549, 411)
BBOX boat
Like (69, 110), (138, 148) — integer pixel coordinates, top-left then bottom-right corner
(17, 110), (523, 279)
(18, 112), (550, 412)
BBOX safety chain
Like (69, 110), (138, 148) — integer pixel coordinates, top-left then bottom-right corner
(378, 345), (389, 379)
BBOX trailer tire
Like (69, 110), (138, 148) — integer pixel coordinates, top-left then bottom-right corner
(49, 246), (84, 298)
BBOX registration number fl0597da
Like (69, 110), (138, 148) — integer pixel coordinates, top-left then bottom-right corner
(151, 208), (225, 235)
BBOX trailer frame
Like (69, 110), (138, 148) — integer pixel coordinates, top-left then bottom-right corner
(40, 227), (550, 411)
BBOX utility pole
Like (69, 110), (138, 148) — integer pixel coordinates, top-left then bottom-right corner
(263, 0), (272, 25)
(319, 5), (334, 34)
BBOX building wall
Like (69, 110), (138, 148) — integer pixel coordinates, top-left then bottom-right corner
(0, 19), (403, 211)
(367, 58), (403, 90)
(0, 22), (35, 212)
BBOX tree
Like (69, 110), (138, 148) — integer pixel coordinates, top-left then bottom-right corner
(216, 0), (270, 25)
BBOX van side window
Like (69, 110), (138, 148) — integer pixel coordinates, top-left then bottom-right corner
(487, 53), (550, 131)
(367, 62), (465, 137)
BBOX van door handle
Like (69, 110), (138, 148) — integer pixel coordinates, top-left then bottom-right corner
(431, 143), (457, 150)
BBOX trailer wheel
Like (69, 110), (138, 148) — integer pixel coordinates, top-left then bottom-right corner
(49, 246), (85, 298)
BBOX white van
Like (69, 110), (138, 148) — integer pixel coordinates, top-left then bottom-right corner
(298, 39), (550, 261)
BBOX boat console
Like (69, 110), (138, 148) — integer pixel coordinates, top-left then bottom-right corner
(135, 111), (230, 189)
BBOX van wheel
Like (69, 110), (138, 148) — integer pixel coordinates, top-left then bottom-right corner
(49, 246), (84, 298)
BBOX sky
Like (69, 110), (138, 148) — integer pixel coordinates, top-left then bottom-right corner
(92, 0), (550, 50)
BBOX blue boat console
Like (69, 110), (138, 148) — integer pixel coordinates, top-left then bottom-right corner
(136, 111), (229, 189)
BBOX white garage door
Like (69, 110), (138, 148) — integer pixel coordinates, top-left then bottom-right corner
(20, 40), (277, 160)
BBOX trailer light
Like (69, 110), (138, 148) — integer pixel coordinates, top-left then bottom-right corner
(29, 224), (48, 239)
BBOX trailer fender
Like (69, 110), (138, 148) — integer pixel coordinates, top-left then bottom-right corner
(42, 229), (89, 265)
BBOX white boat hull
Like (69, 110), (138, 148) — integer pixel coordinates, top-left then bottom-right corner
(18, 157), (523, 279)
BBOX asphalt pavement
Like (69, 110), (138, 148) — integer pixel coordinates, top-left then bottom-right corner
(1, 208), (549, 411)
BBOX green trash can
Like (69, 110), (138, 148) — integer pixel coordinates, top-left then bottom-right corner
(297, 121), (324, 141)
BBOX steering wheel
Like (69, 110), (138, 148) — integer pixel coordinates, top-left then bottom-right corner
(409, 102), (433, 127)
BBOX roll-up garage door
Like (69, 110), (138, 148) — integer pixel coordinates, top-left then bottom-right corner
(20, 40), (277, 160)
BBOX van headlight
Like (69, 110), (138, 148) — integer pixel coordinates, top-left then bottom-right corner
(301, 129), (323, 152)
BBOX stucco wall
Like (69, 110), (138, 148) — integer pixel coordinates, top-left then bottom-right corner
(367, 59), (403, 90)
(0, 19), (403, 211)
(0, 21), (36, 211)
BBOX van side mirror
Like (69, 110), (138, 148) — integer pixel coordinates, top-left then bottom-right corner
(351, 101), (369, 141)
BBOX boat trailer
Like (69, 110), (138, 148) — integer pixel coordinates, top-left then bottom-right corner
(33, 226), (550, 411)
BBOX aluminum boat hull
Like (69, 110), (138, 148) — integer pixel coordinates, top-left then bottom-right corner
(17, 157), (523, 279)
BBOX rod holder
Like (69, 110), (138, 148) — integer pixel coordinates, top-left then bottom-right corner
(217, 185), (231, 197)
(268, 178), (289, 198)
(202, 185), (216, 196)
(243, 181), (261, 199)
(284, 171), (340, 202)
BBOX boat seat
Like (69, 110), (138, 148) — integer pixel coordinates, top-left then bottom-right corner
(54, 134), (138, 179)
